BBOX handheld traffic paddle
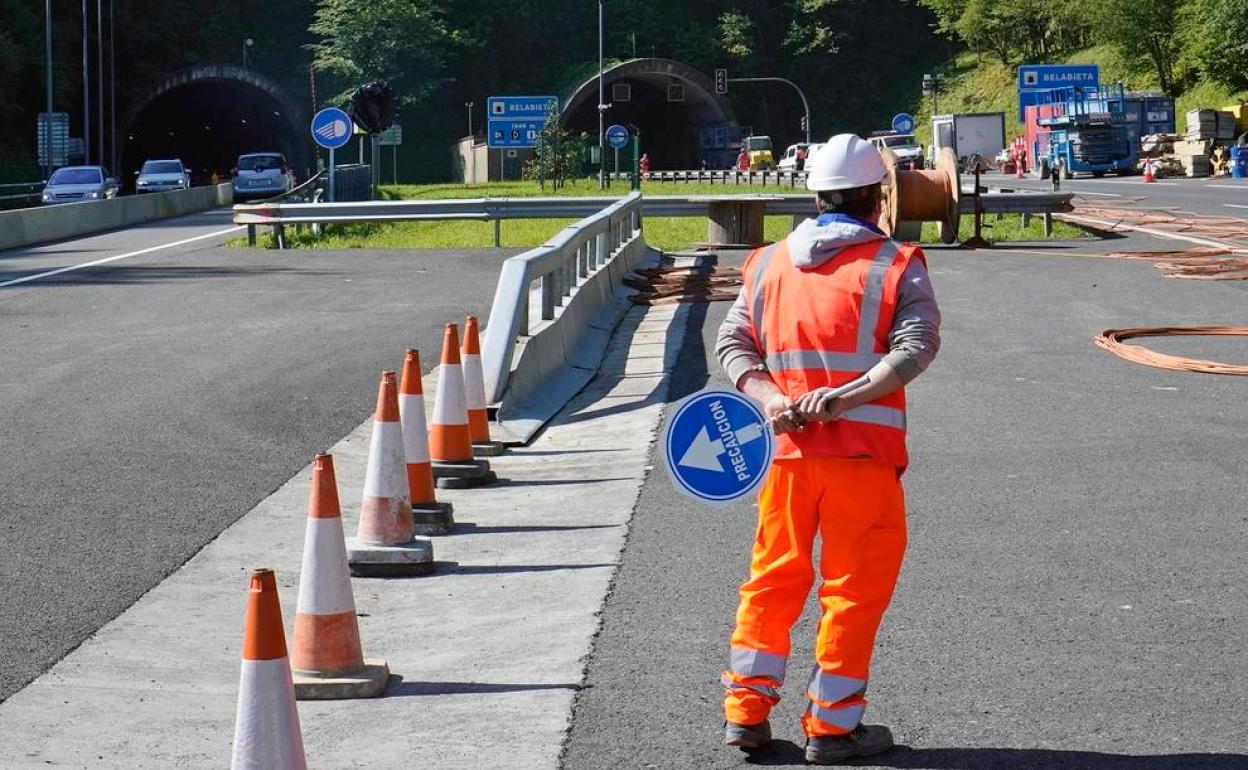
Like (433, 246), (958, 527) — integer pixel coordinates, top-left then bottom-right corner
(292, 455), (390, 699)
(399, 349), (456, 534)
(661, 390), (775, 506)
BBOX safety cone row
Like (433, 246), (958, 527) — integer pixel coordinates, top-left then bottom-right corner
(291, 455), (390, 699)
(462, 316), (507, 457)
(346, 371), (435, 576)
(399, 349), (456, 534)
(231, 568), (307, 770)
(430, 323), (497, 489)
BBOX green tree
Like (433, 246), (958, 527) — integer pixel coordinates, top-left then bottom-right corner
(1181, 0), (1248, 91)
(1093, 0), (1188, 94)
(309, 0), (460, 105)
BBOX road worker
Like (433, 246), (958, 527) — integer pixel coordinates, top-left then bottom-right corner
(716, 133), (941, 764)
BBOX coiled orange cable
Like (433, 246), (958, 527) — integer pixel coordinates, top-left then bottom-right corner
(1094, 327), (1248, 375)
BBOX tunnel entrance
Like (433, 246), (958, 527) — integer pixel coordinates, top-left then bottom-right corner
(561, 59), (739, 171)
(120, 65), (309, 191)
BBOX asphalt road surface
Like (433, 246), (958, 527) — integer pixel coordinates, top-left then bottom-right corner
(990, 173), (1248, 221)
(562, 237), (1248, 769)
(0, 234), (517, 700)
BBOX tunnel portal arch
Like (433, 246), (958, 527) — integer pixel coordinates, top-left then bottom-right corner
(560, 58), (739, 171)
(120, 65), (310, 188)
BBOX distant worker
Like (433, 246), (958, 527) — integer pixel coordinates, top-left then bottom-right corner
(716, 134), (941, 764)
(640, 153), (651, 180)
(737, 147), (750, 172)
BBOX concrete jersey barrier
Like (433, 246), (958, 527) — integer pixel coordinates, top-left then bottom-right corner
(0, 183), (233, 252)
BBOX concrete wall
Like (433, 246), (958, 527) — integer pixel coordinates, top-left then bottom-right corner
(450, 137), (532, 183)
(0, 183), (233, 251)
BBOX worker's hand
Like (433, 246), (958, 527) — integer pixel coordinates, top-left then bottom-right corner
(763, 393), (805, 435)
(794, 387), (849, 422)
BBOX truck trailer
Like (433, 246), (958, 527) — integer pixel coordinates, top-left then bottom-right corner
(1025, 85), (1135, 179)
(930, 112), (1006, 170)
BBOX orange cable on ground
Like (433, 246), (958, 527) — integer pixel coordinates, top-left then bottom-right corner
(1094, 327), (1248, 375)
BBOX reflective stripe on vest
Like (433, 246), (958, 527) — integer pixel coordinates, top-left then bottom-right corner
(748, 243), (781, 354)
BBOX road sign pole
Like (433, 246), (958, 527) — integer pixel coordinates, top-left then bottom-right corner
(44, 0), (53, 178)
(328, 147), (335, 202)
(632, 134), (640, 191)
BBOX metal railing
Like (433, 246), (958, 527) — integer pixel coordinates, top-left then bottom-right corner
(481, 193), (646, 439)
(612, 169), (811, 187)
(0, 182), (45, 211)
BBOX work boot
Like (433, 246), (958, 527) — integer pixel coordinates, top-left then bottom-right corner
(804, 724), (894, 764)
(724, 719), (772, 750)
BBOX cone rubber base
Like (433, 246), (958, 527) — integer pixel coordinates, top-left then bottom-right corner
(412, 501), (456, 536)
(432, 459), (496, 489)
(472, 440), (508, 457)
(347, 536), (435, 577)
(294, 659), (390, 700)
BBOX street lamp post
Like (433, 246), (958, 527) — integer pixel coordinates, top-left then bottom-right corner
(96, 0), (103, 173)
(598, 0), (606, 190)
(465, 101), (475, 184)
(82, 0), (89, 163)
(243, 38), (254, 70)
(43, 0), (53, 178)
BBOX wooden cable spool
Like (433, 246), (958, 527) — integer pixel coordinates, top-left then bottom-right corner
(879, 147), (962, 244)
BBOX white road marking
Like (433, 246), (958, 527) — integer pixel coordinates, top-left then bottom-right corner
(1206, 184), (1248, 190)
(1067, 179), (1179, 187)
(1068, 190), (1122, 198)
(0, 226), (243, 289)
(1062, 213), (1248, 253)
(1224, 204), (1248, 210)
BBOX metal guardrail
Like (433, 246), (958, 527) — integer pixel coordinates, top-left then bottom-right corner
(480, 192), (647, 442)
(0, 182), (45, 211)
(611, 169), (811, 187)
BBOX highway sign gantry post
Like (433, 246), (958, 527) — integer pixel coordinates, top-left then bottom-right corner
(662, 390), (775, 506)
(311, 107), (353, 202)
(487, 95), (558, 181)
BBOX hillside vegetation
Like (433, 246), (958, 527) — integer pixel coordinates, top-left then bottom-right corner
(912, 0), (1248, 143)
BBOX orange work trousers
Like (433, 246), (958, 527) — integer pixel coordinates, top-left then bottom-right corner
(722, 456), (907, 737)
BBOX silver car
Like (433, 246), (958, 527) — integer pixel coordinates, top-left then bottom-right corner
(41, 166), (119, 205)
(232, 152), (294, 200)
(135, 159), (191, 193)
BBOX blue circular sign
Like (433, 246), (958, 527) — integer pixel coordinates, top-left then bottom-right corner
(606, 124), (630, 150)
(891, 113), (916, 134)
(311, 107), (353, 150)
(662, 390), (775, 505)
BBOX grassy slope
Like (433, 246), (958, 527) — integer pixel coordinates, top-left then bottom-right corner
(914, 48), (1248, 148)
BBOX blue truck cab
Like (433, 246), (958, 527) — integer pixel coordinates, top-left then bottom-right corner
(1033, 84), (1136, 180)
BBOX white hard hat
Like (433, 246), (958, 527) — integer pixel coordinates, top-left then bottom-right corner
(805, 134), (887, 192)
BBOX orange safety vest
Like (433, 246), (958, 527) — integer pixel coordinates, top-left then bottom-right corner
(742, 236), (924, 467)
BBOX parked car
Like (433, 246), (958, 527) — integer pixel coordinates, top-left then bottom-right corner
(231, 152), (294, 200)
(868, 133), (925, 170)
(41, 166), (119, 204)
(777, 143), (814, 171)
(135, 159), (191, 193)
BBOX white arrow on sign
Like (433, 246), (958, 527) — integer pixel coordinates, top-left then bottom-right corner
(678, 423), (765, 473)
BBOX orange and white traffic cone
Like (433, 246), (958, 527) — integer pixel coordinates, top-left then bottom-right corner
(399, 349), (455, 535)
(230, 568), (307, 770)
(430, 323), (496, 489)
(1143, 158), (1156, 183)
(462, 316), (506, 457)
(346, 371), (435, 576)
(291, 455), (390, 699)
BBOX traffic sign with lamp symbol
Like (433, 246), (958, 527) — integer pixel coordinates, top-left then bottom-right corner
(311, 107), (352, 150)
(892, 113), (916, 134)
(606, 124), (630, 150)
(662, 390), (775, 506)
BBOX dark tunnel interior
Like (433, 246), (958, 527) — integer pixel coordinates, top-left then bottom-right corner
(562, 78), (737, 171)
(120, 80), (307, 191)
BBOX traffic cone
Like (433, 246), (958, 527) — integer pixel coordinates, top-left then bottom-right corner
(230, 568), (307, 770)
(399, 349), (455, 535)
(1144, 158), (1156, 183)
(346, 371), (435, 576)
(430, 323), (496, 489)
(462, 316), (506, 457)
(291, 455), (390, 699)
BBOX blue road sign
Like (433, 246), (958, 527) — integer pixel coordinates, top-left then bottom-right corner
(662, 390), (775, 505)
(487, 118), (544, 149)
(606, 124), (630, 150)
(487, 95), (559, 119)
(1017, 64), (1100, 120)
(891, 113), (916, 134)
(311, 107), (353, 150)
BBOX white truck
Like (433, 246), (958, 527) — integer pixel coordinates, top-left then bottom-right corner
(930, 112), (1006, 170)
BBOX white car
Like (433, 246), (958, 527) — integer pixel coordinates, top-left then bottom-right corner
(232, 152), (295, 201)
(41, 166), (119, 204)
(135, 159), (191, 193)
(869, 133), (925, 170)
(778, 143), (814, 171)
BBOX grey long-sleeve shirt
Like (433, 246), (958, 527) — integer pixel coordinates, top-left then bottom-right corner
(716, 222), (941, 388)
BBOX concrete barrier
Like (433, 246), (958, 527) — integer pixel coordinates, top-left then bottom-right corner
(0, 183), (233, 251)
